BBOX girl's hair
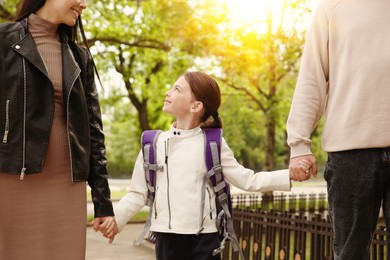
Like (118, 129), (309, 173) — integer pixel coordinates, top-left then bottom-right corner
(15, 0), (102, 87)
(184, 71), (222, 129)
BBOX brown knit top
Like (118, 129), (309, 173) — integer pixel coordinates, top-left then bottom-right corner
(28, 13), (71, 174)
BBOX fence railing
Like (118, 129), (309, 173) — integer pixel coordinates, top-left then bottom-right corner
(232, 192), (328, 216)
(221, 193), (386, 260)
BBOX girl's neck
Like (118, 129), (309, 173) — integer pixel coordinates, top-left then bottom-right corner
(174, 118), (201, 130)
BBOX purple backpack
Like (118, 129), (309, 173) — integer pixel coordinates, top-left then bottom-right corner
(135, 128), (243, 258)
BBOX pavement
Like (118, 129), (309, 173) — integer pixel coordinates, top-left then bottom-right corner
(86, 223), (155, 260)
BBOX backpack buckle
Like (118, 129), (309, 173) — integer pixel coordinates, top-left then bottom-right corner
(213, 164), (223, 174)
(143, 162), (150, 170)
(218, 193), (228, 204)
(212, 246), (224, 256)
(143, 163), (164, 172)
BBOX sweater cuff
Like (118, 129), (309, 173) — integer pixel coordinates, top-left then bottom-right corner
(113, 209), (129, 232)
(290, 143), (312, 158)
(272, 169), (292, 191)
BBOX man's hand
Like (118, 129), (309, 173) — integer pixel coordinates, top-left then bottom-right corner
(289, 155), (317, 181)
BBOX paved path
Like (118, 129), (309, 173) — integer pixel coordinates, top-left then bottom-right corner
(86, 223), (155, 260)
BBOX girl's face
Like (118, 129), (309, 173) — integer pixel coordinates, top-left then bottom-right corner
(37, 0), (87, 26)
(163, 76), (197, 119)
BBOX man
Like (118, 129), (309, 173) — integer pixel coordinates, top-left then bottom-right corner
(287, 0), (390, 259)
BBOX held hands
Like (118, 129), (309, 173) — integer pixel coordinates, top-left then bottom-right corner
(92, 216), (119, 244)
(289, 155), (317, 182)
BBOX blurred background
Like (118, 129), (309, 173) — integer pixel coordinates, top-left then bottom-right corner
(0, 0), (324, 179)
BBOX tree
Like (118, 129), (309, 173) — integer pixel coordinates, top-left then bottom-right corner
(197, 0), (311, 170)
(0, 0), (17, 22)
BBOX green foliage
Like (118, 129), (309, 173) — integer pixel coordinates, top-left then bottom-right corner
(0, 0), (17, 22)
(221, 92), (267, 171)
(87, 210), (148, 223)
(194, 0), (312, 169)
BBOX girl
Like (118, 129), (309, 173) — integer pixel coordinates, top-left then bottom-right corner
(109, 72), (309, 259)
(0, 0), (115, 259)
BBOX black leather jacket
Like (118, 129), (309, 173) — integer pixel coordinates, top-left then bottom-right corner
(0, 19), (113, 217)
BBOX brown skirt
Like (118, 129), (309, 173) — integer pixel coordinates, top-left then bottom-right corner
(0, 170), (87, 260)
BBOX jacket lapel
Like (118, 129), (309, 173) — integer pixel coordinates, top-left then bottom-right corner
(61, 41), (81, 100)
(12, 33), (49, 78)
(12, 19), (82, 106)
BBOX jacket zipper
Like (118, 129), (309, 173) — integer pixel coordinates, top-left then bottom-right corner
(65, 50), (80, 182)
(66, 80), (76, 182)
(19, 38), (27, 180)
(165, 139), (172, 229)
(2, 99), (10, 144)
(154, 187), (158, 219)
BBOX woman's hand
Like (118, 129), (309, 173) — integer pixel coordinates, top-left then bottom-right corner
(92, 216), (119, 244)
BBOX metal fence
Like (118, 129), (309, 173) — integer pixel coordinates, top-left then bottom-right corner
(221, 193), (386, 260)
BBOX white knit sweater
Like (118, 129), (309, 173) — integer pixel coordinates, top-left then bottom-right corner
(287, 0), (390, 157)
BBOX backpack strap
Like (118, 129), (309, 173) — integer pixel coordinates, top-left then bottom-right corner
(203, 128), (244, 259)
(135, 130), (163, 246)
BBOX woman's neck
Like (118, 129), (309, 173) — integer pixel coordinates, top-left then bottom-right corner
(35, 8), (59, 25)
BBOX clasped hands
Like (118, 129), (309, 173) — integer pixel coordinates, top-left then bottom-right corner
(92, 216), (119, 244)
(289, 155), (317, 182)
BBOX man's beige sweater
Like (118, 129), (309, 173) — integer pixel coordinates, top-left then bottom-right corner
(287, 0), (390, 158)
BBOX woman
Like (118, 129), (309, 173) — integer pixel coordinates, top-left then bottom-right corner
(107, 72), (309, 259)
(0, 0), (116, 259)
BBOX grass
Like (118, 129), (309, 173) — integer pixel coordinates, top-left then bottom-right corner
(87, 210), (149, 223)
(86, 189), (128, 201)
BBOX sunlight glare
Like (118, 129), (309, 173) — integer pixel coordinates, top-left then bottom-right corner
(221, 0), (285, 33)
(220, 0), (319, 33)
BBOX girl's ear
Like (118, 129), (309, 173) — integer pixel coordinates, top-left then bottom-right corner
(190, 101), (204, 113)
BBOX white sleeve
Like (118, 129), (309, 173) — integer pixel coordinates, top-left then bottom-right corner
(114, 150), (149, 232)
(220, 138), (291, 192)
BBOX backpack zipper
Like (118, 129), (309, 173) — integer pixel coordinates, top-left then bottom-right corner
(2, 99), (10, 143)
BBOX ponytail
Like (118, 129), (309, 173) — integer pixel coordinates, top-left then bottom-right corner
(200, 111), (222, 129)
(183, 71), (222, 129)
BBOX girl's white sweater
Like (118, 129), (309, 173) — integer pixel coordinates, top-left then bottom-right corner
(115, 125), (291, 233)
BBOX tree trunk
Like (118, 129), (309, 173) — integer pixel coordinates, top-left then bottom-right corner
(264, 117), (276, 171)
(138, 101), (150, 131)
